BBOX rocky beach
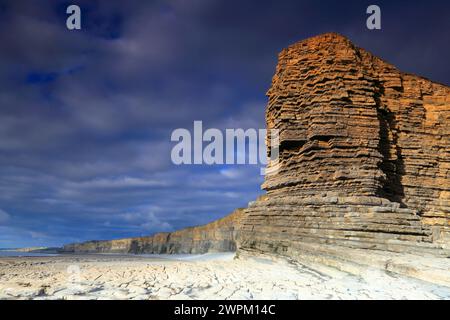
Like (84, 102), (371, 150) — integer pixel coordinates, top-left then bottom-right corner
(1, 253), (449, 300)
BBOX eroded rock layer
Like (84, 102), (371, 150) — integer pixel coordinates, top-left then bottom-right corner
(63, 209), (244, 254)
(239, 33), (450, 262)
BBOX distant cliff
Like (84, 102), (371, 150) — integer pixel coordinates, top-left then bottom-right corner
(63, 208), (244, 254)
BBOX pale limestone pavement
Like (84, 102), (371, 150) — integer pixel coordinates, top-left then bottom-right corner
(0, 253), (449, 300)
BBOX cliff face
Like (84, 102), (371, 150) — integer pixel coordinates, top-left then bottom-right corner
(63, 208), (244, 254)
(64, 34), (449, 270)
(239, 33), (450, 261)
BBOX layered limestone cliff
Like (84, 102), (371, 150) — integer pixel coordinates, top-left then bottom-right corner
(238, 33), (450, 268)
(63, 34), (449, 280)
(63, 208), (244, 254)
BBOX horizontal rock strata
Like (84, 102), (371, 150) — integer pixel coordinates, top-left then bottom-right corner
(238, 33), (450, 267)
(63, 209), (244, 254)
(62, 33), (449, 284)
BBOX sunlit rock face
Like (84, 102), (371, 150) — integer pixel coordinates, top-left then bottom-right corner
(63, 208), (244, 254)
(238, 33), (450, 260)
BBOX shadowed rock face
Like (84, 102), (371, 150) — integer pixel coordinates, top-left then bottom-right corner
(63, 209), (244, 254)
(238, 33), (450, 260)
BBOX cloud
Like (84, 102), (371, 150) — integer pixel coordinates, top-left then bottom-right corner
(29, 231), (49, 239)
(66, 177), (171, 190)
(119, 207), (173, 233)
(0, 209), (10, 223)
(220, 168), (244, 179)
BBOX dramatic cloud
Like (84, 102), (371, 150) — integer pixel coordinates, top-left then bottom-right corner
(0, 0), (448, 247)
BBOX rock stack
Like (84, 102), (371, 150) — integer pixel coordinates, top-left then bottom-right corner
(238, 33), (450, 268)
(63, 34), (449, 284)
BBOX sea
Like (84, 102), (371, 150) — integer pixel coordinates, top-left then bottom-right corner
(0, 250), (59, 257)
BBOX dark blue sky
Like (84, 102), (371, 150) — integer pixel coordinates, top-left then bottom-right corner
(0, 0), (449, 247)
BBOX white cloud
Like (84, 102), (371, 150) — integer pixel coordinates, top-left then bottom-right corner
(30, 231), (48, 239)
(220, 168), (243, 179)
(119, 208), (172, 232)
(0, 209), (10, 223)
(67, 176), (171, 190)
(224, 192), (240, 198)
